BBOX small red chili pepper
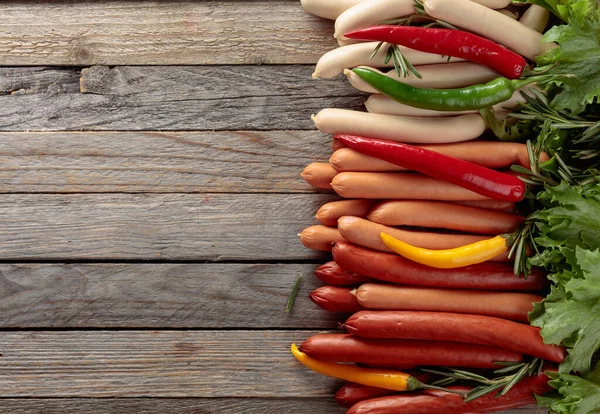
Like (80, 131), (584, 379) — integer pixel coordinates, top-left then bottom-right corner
(345, 26), (527, 79)
(334, 134), (525, 202)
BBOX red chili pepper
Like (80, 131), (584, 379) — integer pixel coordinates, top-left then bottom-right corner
(334, 134), (525, 202)
(345, 26), (527, 79)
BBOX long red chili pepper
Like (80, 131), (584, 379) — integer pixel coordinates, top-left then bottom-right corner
(345, 26), (527, 79)
(334, 134), (526, 202)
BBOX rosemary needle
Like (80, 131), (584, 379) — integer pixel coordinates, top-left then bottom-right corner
(285, 274), (302, 313)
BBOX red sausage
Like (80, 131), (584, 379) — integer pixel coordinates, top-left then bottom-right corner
(314, 261), (374, 286)
(300, 334), (523, 369)
(335, 379), (432, 408)
(347, 372), (553, 413)
(309, 286), (364, 313)
(332, 242), (547, 291)
(335, 383), (402, 408)
(344, 311), (565, 363)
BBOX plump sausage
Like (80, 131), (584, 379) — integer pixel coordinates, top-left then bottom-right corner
(313, 109), (486, 144)
(300, 225), (346, 251)
(332, 172), (490, 201)
(344, 311), (565, 362)
(316, 199), (375, 226)
(346, 63), (499, 93)
(347, 372), (552, 414)
(314, 261), (374, 286)
(300, 333), (523, 368)
(309, 286), (365, 312)
(313, 42), (462, 79)
(330, 141), (542, 171)
(424, 0), (554, 60)
(354, 284), (542, 322)
(300, 0), (365, 20)
(331, 242), (547, 291)
(336, 216), (510, 261)
(301, 162), (337, 189)
(367, 200), (524, 234)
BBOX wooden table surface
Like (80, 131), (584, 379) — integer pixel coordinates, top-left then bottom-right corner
(0, 1), (543, 412)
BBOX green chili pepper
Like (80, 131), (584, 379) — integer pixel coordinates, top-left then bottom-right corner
(352, 67), (547, 112)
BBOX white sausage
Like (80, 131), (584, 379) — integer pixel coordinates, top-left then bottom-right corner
(473, 0), (512, 7)
(300, 0), (366, 20)
(313, 42), (463, 79)
(496, 9), (518, 20)
(334, 0), (514, 45)
(519, 5), (550, 33)
(334, 0), (416, 45)
(424, 0), (554, 60)
(364, 86), (536, 117)
(312, 108), (486, 143)
(345, 64), (499, 93)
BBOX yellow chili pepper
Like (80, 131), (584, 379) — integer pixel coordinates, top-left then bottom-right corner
(380, 232), (508, 269)
(291, 343), (419, 391)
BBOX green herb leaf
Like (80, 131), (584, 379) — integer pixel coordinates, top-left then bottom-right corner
(537, 363), (600, 414)
(534, 1), (600, 115)
(285, 274), (302, 313)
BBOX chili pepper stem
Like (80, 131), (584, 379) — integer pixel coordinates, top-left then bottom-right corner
(513, 74), (575, 90)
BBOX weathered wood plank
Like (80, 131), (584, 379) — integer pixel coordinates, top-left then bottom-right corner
(0, 330), (340, 397)
(0, 399), (542, 413)
(0, 0), (336, 66)
(0, 130), (330, 193)
(0, 193), (333, 260)
(0, 263), (343, 328)
(0, 65), (363, 131)
(0, 398), (347, 414)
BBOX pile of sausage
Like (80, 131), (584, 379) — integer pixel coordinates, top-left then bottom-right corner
(295, 0), (562, 412)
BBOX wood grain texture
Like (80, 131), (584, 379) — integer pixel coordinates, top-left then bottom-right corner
(0, 130), (331, 193)
(0, 398), (347, 414)
(0, 263), (343, 328)
(0, 399), (542, 413)
(0, 65), (363, 131)
(0, 330), (341, 397)
(0, 0), (336, 66)
(0, 193), (333, 260)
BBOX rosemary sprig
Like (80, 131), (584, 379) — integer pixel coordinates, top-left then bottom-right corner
(368, 0), (458, 78)
(285, 274), (302, 313)
(422, 359), (544, 403)
(508, 90), (600, 164)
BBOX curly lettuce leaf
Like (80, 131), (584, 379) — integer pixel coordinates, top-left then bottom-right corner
(537, 363), (600, 414)
(530, 181), (600, 256)
(534, 1), (600, 114)
(530, 248), (600, 374)
(528, 182), (600, 374)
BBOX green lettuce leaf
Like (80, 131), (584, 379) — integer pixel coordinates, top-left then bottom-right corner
(534, 1), (600, 114)
(530, 248), (600, 374)
(528, 182), (600, 374)
(530, 181), (600, 255)
(537, 363), (600, 414)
